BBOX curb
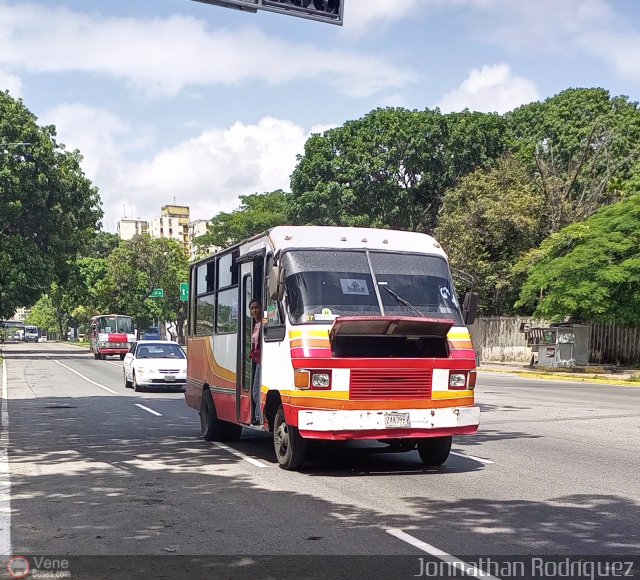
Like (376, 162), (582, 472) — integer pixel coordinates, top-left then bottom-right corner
(479, 366), (640, 387)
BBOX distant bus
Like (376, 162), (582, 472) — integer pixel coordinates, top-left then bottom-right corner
(89, 314), (135, 360)
(24, 326), (39, 342)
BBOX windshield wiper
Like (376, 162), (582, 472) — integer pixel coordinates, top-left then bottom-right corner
(378, 282), (423, 317)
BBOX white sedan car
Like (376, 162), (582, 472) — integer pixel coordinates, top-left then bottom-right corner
(123, 340), (187, 392)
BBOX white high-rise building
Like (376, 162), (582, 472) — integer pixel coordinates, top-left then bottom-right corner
(117, 218), (148, 240)
(188, 219), (214, 261)
(149, 205), (190, 252)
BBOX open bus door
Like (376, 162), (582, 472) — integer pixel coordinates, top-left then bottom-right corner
(236, 251), (264, 425)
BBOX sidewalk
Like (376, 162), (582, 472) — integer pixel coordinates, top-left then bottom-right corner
(478, 361), (640, 385)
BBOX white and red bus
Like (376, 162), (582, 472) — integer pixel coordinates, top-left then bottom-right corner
(185, 226), (479, 470)
(89, 314), (135, 360)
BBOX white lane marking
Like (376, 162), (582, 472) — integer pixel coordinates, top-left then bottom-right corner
(134, 404), (163, 417)
(210, 442), (268, 469)
(104, 361), (122, 368)
(386, 529), (502, 580)
(450, 451), (495, 464)
(53, 360), (118, 394)
(0, 356), (12, 555)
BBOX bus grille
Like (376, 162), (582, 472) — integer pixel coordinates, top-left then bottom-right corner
(349, 369), (433, 400)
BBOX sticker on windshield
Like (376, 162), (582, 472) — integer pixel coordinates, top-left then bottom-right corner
(314, 308), (338, 321)
(440, 286), (452, 302)
(340, 279), (370, 295)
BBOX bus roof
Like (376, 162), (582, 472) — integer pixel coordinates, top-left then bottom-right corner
(265, 226), (447, 258)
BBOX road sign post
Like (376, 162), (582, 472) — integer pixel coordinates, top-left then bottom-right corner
(180, 283), (189, 302)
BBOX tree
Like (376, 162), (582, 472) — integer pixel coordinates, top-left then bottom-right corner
(194, 190), (290, 251)
(507, 88), (640, 234)
(435, 155), (544, 315)
(26, 295), (58, 334)
(83, 231), (120, 258)
(289, 107), (507, 232)
(514, 194), (640, 324)
(102, 236), (189, 341)
(0, 92), (102, 319)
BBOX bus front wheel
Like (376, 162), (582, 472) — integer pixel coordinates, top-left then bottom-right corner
(274, 405), (306, 471)
(417, 436), (452, 466)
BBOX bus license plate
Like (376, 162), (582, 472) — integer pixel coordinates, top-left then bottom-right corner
(164, 375), (175, 382)
(384, 412), (410, 428)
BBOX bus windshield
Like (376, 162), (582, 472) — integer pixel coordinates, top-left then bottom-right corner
(98, 316), (134, 334)
(282, 250), (463, 325)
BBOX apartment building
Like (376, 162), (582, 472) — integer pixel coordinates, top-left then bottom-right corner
(149, 205), (190, 251)
(117, 218), (149, 240)
(188, 219), (214, 261)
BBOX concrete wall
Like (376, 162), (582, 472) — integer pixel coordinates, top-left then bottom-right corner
(468, 316), (544, 363)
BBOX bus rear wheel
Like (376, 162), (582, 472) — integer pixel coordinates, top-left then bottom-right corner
(200, 389), (242, 442)
(417, 436), (452, 466)
(273, 405), (306, 471)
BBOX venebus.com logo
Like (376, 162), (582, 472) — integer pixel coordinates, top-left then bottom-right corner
(7, 556), (71, 579)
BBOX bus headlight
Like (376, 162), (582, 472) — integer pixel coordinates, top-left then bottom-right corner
(311, 372), (331, 389)
(448, 372), (467, 390)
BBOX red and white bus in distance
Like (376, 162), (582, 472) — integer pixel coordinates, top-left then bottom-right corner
(185, 226), (480, 470)
(89, 314), (136, 360)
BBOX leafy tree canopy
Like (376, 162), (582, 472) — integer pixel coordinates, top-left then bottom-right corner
(289, 107), (507, 232)
(514, 194), (640, 325)
(0, 92), (102, 318)
(101, 236), (189, 339)
(195, 190), (290, 251)
(507, 88), (640, 233)
(435, 155), (544, 315)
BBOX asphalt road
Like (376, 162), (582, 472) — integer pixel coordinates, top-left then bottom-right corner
(1, 341), (639, 578)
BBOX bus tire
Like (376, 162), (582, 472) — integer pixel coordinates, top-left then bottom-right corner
(273, 405), (306, 471)
(417, 436), (452, 466)
(200, 389), (242, 442)
(93, 352), (100, 360)
(100, 353), (106, 360)
(120, 354), (126, 361)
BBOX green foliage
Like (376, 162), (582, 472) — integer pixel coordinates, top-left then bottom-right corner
(0, 91), (102, 318)
(289, 107), (507, 232)
(435, 155), (544, 315)
(195, 190), (290, 251)
(514, 195), (640, 324)
(26, 295), (58, 333)
(83, 231), (120, 258)
(507, 88), (640, 233)
(102, 235), (189, 338)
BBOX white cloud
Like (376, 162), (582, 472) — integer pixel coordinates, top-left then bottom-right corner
(0, 69), (22, 97)
(436, 64), (540, 114)
(0, 3), (416, 99)
(578, 31), (640, 82)
(44, 104), (316, 230)
(343, 0), (423, 37)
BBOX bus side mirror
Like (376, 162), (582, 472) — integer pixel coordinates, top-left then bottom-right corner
(462, 292), (478, 325)
(268, 266), (285, 301)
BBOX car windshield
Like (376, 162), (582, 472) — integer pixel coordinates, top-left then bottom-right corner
(282, 250), (463, 325)
(137, 344), (185, 359)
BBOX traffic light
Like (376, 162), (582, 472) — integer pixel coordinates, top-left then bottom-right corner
(261, 0), (342, 24)
(191, 0), (343, 25)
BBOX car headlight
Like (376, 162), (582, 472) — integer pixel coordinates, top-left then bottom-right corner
(137, 366), (150, 374)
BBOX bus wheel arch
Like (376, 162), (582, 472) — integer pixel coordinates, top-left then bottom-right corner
(264, 391), (282, 432)
(200, 387), (242, 442)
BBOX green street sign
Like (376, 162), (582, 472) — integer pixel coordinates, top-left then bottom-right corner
(180, 282), (189, 302)
(150, 288), (164, 298)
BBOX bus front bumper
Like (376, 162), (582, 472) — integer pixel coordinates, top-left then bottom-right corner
(296, 406), (480, 440)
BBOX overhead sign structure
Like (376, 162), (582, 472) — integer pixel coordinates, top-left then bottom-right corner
(180, 283), (189, 302)
(191, 0), (343, 26)
(150, 288), (165, 299)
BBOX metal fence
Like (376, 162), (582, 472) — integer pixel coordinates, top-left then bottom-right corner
(470, 317), (640, 366)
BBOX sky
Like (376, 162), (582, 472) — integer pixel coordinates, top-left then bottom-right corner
(2, 0), (640, 232)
